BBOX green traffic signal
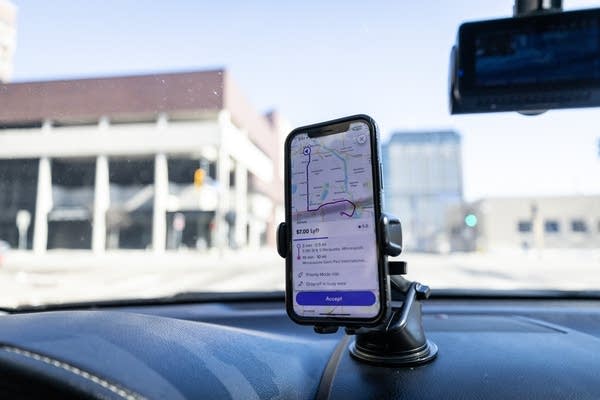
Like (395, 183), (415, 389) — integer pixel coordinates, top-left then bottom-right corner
(464, 214), (478, 228)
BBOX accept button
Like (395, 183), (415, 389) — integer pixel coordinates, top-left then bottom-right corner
(296, 291), (376, 306)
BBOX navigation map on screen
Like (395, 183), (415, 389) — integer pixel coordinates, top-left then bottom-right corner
(290, 121), (380, 319)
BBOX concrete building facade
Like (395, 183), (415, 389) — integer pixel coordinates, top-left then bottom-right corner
(0, 69), (285, 254)
(447, 196), (600, 252)
(382, 131), (463, 252)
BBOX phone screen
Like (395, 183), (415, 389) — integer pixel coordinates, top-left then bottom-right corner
(289, 120), (382, 320)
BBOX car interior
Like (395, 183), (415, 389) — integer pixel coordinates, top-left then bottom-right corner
(1, 0), (600, 399)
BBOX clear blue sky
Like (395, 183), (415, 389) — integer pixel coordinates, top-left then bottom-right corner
(10, 0), (600, 200)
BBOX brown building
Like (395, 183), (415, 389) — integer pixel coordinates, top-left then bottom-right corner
(0, 69), (287, 253)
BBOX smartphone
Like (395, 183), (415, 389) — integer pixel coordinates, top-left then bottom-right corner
(284, 114), (389, 327)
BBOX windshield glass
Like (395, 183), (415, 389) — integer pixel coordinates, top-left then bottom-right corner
(0, 0), (599, 308)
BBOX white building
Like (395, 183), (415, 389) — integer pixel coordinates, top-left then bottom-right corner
(447, 196), (600, 252)
(0, 69), (286, 254)
(0, 0), (16, 82)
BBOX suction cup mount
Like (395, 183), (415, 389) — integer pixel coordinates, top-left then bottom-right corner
(347, 276), (438, 366)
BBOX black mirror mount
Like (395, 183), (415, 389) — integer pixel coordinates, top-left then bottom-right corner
(514, 0), (562, 17)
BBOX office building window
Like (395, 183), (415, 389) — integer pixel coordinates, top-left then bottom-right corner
(571, 220), (588, 233)
(517, 221), (532, 233)
(544, 220), (560, 233)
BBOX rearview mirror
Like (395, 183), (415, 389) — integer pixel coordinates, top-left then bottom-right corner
(450, 8), (600, 114)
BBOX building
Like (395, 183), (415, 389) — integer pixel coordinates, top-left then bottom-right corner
(382, 131), (463, 252)
(0, 69), (286, 253)
(0, 0), (16, 82)
(447, 196), (600, 252)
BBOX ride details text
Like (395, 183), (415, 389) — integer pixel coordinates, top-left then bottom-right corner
(293, 220), (375, 291)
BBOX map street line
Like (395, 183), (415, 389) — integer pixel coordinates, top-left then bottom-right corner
(304, 145), (356, 218)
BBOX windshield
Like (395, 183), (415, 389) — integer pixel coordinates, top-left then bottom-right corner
(0, 0), (599, 308)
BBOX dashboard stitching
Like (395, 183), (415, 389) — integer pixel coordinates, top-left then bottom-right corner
(512, 315), (568, 333)
(0, 345), (145, 400)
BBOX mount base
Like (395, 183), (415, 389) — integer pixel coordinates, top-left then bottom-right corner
(348, 280), (438, 367)
(349, 339), (438, 367)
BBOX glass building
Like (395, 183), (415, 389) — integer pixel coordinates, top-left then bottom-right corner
(382, 131), (463, 252)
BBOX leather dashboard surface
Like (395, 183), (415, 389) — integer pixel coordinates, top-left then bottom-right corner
(1, 299), (600, 399)
(0, 310), (337, 399)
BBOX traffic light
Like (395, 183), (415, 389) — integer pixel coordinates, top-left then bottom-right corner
(194, 168), (205, 188)
(464, 213), (478, 228)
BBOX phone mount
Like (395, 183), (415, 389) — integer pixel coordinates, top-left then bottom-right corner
(277, 213), (437, 367)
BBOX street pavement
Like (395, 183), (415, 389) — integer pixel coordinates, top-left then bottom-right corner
(0, 248), (599, 308)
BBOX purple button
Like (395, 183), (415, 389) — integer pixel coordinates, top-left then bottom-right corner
(296, 291), (376, 306)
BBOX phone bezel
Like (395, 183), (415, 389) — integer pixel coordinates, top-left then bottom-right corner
(283, 114), (389, 328)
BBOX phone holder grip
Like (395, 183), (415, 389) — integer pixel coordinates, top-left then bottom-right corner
(276, 222), (288, 258)
(277, 213), (402, 259)
(380, 213), (402, 257)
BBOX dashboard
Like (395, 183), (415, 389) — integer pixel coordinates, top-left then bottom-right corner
(1, 295), (600, 399)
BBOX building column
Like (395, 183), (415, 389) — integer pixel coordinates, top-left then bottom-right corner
(531, 203), (544, 252)
(153, 153), (168, 253)
(248, 219), (264, 249)
(92, 155), (109, 253)
(33, 157), (52, 254)
(234, 163), (248, 248)
(215, 147), (231, 252)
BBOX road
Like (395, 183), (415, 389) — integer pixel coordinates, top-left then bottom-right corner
(0, 248), (599, 308)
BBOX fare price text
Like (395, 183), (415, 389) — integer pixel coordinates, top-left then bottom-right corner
(296, 227), (320, 235)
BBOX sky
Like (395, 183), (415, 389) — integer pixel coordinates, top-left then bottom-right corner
(9, 0), (600, 201)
